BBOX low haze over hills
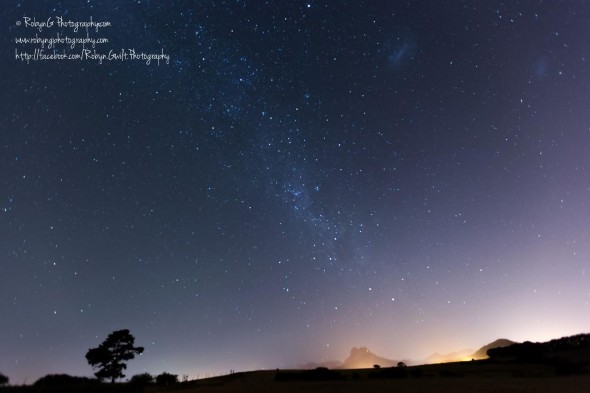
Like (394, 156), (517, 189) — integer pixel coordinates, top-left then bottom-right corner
(341, 347), (399, 369)
(424, 338), (517, 364)
(300, 347), (399, 370)
(302, 339), (520, 370)
(300, 347), (398, 370)
(424, 349), (475, 364)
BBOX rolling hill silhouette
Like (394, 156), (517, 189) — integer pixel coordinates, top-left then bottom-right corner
(301, 334), (589, 372)
(487, 333), (590, 366)
(471, 338), (516, 359)
(423, 339), (516, 364)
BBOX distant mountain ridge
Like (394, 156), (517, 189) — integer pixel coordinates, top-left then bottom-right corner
(487, 333), (590, 364)
(341, 347), (398, 369)
(300, 347), (398, 370)
(423, 338), (516, 364)
(472, 338), (516, 359)
(300, 334), (589, 370)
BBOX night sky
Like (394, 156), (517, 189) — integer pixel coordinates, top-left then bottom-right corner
(2, 0), (590, 384)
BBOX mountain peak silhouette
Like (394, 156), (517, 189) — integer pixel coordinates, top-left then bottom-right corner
(341, 347), (397, 369)
(471, 338), (516, 359)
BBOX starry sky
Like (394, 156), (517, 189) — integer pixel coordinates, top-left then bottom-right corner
(1, 0), (590, 384)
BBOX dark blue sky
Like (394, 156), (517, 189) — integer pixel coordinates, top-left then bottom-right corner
(1, 0), (589, 383)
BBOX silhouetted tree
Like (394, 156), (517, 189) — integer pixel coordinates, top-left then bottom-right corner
(85, 329), (144, 383)
(0, 372), (8, 386)
(155, 372), (178, 386)
(488, 341), (544, 363)
(397, 361), (407, 368)
(33, 374), (98, 388)
(129, 372), (154, 387)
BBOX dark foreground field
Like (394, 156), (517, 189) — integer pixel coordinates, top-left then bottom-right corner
(2, 361), (588, 393)
(145, 362), (589, 393)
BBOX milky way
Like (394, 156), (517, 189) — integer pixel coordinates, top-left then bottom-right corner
(1, 0), (589, 383)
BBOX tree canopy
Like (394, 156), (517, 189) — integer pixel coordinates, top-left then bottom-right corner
(155, 372), (178, 386)
(85, 329), (144, 383)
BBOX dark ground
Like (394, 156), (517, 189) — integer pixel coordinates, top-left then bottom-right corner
(2, 361), (588, 393)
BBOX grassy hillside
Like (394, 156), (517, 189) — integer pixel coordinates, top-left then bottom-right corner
(1, 361), (588, 393)
(142, 362), (589, 393)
